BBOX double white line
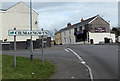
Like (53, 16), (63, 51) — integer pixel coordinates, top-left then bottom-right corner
(65, 48), (94, 81)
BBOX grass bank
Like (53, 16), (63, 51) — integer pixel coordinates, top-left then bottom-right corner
(2, 55), (55, 79)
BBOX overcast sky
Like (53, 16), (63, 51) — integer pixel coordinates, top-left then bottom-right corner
(1, 1), (118, 32)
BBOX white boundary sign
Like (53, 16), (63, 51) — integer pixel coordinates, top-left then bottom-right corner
(8, 30), (48, 36)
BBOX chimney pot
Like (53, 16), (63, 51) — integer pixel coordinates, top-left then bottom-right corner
(81, 18), (84, 22)
(67, 22), (71, 27)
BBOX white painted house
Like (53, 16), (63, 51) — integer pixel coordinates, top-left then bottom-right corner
(56, 15), (115, 44)
(0, 1), (39, 42)
(61, 27), (75, 44)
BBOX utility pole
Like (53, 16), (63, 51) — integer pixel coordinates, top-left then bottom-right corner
(30, 0), (33, 62)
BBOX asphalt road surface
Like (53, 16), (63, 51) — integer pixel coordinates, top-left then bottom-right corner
(65, 44), (118, 79)
(2, 44), (118, 80)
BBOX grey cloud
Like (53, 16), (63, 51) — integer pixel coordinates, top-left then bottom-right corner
(38, 2), (118, 30)
(1, 2), (118, 30)
(32, 2), (70, 10)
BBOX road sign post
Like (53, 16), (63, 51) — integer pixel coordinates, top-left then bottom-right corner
(41, 28), (44, 65)
(13, 28), (16, 68)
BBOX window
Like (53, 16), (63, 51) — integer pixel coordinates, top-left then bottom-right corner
(74, 28), (77, 32)
(82, 26), (85, 30)
(64, 31), (66, 36)
(80, 26), (82, 30)
(69, 37), (71, 43)
(77, 27), (79, 31)
(64, 38), (66, 44)
(69, 30), (71, 33)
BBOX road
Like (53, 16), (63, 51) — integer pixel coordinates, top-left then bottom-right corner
(2, 44), (118, 80)
(65, 44), (118, 79)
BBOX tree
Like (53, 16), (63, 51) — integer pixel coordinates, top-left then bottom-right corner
(111, 27), (120, 36)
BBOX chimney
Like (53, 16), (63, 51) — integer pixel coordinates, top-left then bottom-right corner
(67, 22), (72, 27)
(81, 18), (84, 22)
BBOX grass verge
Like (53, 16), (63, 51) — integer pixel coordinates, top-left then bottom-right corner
(0, 54), (2, 80)
(2, 55), (55, 79)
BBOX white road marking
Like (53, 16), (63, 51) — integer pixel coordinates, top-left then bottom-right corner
(81, 61), (86, 64)
(67, 48), (94, 81)
(64, 49), (69, 52)
(67, 48), (82, 60)
(85, 65), (94, 81)
(71, 76), (75, 79)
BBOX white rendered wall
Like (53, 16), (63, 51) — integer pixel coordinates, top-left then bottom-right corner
(118, 36), (120, 42)
(1, 2), (39, 42)
(61, 31), (69, 44)
(61, 28), (76, 44)
(89, 32), (115, 44)
(61, 32), (64, 44)
(0, 11), (3, 41)
(70, 29), (76, 44)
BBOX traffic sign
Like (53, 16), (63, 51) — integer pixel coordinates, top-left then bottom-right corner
(8, 30), (48, 36)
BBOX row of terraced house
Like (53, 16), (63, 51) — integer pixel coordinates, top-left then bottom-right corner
(55, 15), (116, 45)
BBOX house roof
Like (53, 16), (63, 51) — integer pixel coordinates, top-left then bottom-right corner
(55, 14), (106, 34)
(55, 28), (64, 35)
(73, 15), (99, 27)
(0, 9), (6, 11)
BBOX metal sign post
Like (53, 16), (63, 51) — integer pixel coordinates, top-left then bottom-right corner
(13, 28), (16, 68)
(41, 28), (44, 65)
(30, 0), (33, 62)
